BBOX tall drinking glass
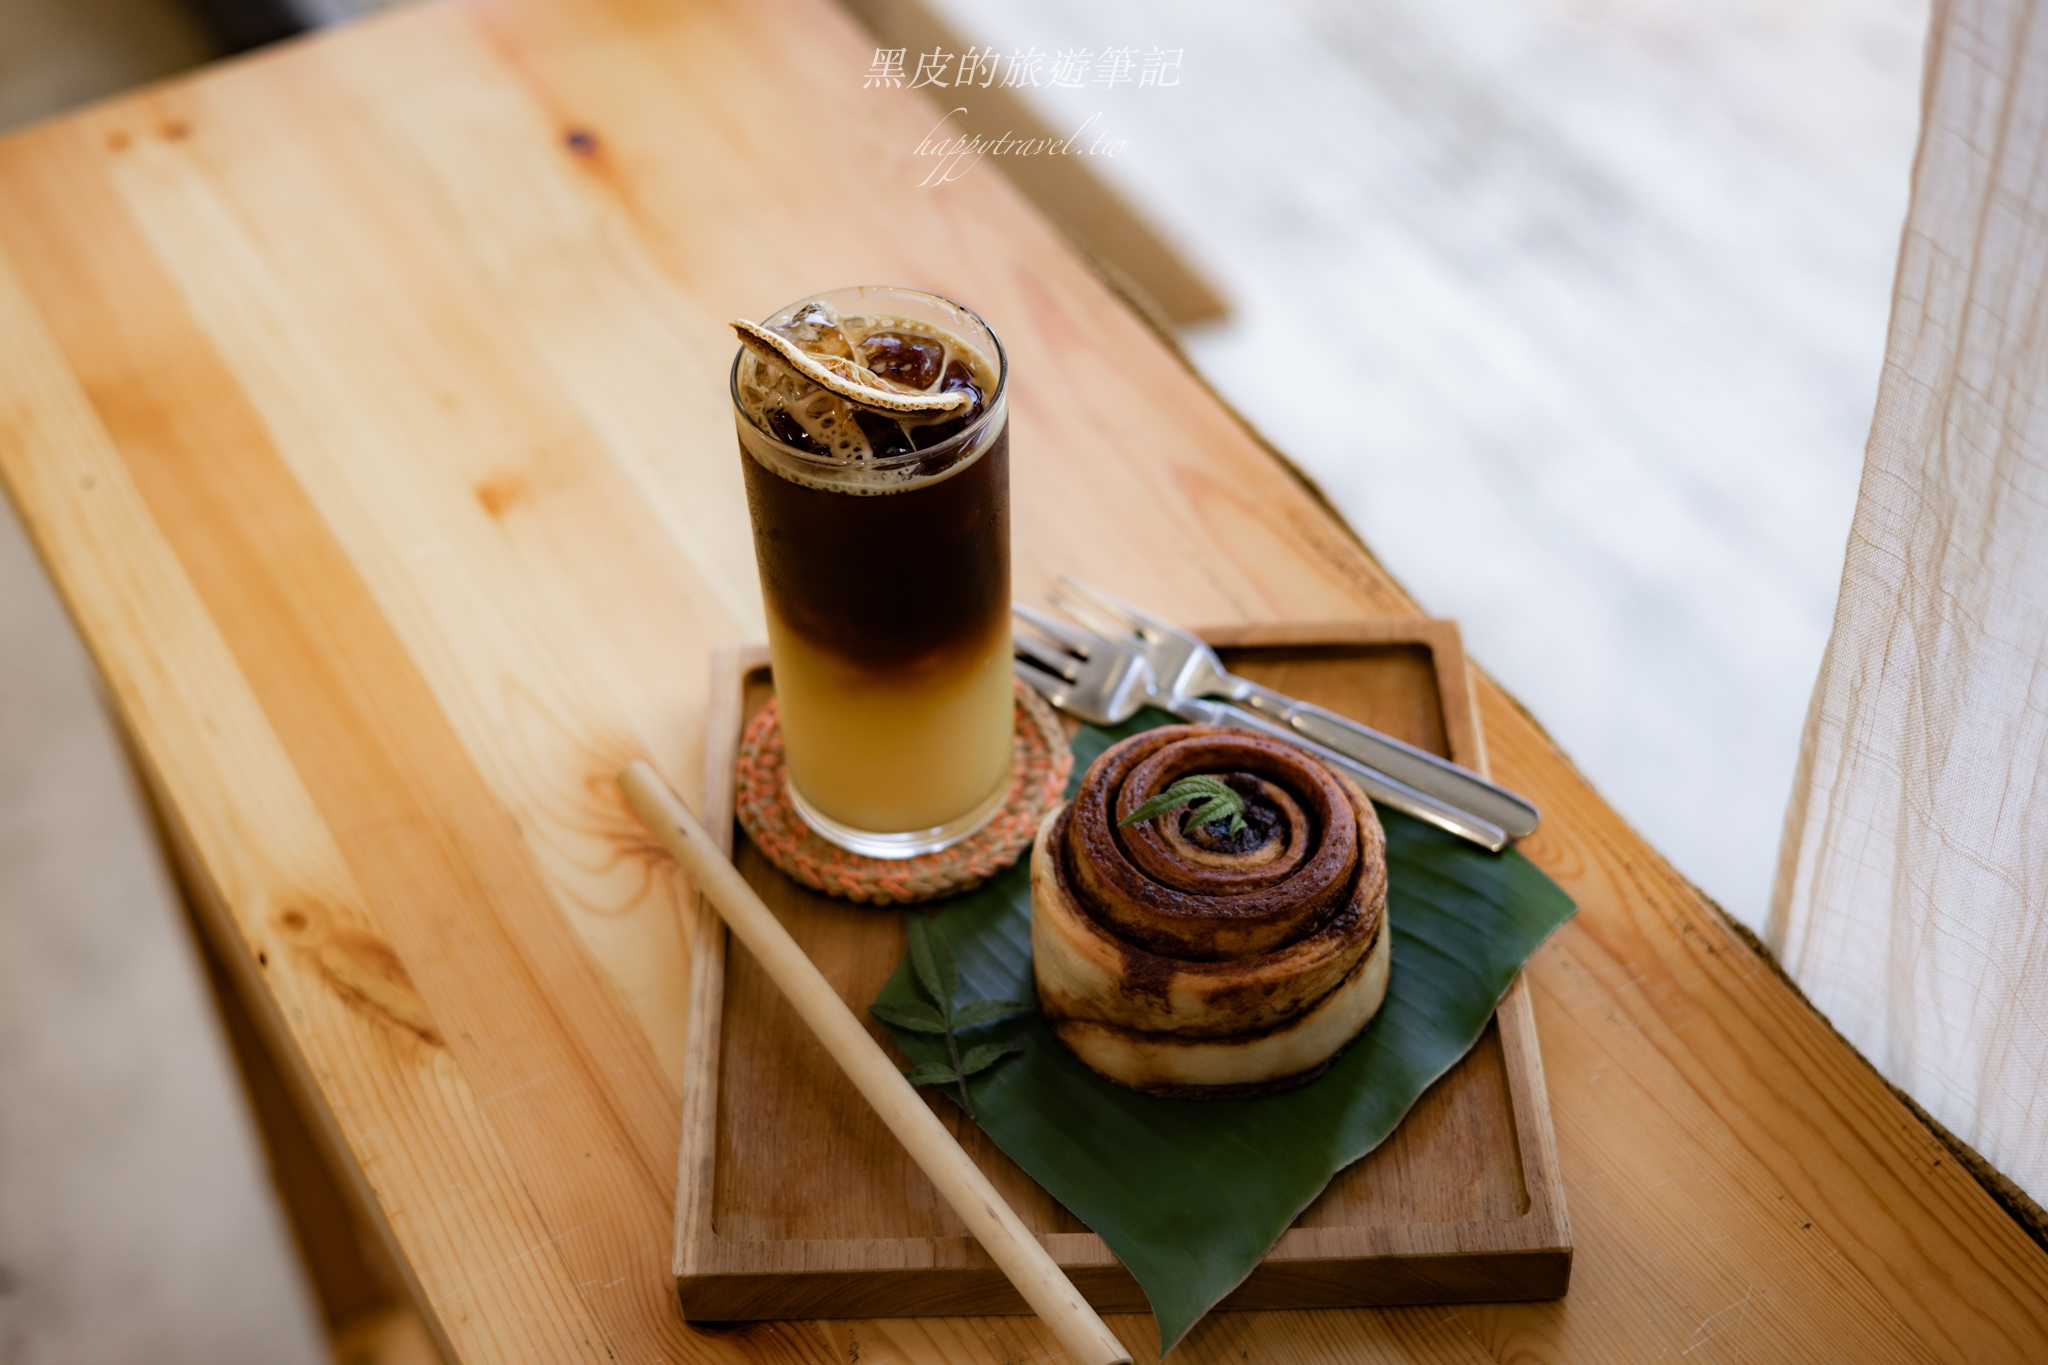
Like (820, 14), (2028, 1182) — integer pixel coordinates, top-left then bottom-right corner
(731, 286), (1012, 858)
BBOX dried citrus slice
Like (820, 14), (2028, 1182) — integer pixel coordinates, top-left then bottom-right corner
(731, 318), (971, 414)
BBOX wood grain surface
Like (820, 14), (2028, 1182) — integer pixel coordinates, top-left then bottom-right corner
(0, 0), (2043, 1361)
(677, 626), (1568, 1320)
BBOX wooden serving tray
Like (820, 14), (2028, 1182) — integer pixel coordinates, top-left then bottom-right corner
(675, 620), (1571, 1321)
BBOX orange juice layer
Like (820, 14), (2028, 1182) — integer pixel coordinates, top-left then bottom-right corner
(767, 610), (1014, 833)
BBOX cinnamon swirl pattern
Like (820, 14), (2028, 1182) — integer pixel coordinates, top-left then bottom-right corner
(1030, 725), (1390, 1097)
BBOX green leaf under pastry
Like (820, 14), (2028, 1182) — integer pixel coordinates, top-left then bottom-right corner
(901, 1062), (963, 1087)
(959, 1041), (1026, 1075)
(905, 914), (949, 1019)
(950, 999), (1035, 1029)
(871, 714), (1577, 1355)
(869, 1001), (949, 1034)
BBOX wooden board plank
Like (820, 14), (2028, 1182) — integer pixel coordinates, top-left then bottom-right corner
(675, 623), (1570, 1320)
(0, 0), (2043, 1360)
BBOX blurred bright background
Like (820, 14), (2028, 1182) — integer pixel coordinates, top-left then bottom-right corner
(922, 0), (1926, 931)
(0, 0), (1925, 1359)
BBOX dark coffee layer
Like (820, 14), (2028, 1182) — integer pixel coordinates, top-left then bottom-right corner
(740, 422), (1010, 673)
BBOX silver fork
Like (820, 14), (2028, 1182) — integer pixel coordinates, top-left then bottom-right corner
(1012, 604), (1151, 726)
(1050, 577), (1540, 840)
(1014, 605), (1512, 851)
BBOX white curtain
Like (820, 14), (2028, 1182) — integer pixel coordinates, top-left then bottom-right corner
(1771, 0), (2048, 1205)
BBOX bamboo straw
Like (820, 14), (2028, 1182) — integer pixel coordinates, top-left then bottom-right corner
(617, 761), (1131, 1365)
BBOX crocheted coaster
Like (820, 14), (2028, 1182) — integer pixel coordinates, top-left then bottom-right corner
(736, 682), (1071, 905)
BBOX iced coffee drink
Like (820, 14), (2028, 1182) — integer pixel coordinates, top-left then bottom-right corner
(731, 286), (1012, 858)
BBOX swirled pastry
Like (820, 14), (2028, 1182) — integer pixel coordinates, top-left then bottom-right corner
(1030, 725), (1390, 1097)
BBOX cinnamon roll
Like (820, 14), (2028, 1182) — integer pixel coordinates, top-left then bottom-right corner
(1031, 725), (1390, 1097)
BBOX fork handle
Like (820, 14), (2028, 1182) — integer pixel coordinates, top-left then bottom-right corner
(1231, 684), (1539, 839)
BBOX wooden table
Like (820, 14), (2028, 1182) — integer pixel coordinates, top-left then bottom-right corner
(1, 1), (2044, 1361)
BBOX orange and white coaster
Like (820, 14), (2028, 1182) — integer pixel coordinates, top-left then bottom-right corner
(735, 681), (1071, 905)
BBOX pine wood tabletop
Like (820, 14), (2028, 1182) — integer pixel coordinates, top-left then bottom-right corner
(1, 0), (2045, 1361)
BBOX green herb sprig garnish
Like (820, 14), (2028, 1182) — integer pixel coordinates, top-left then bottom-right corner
(1118, 774), (1249, 836)
(869, 914), (1032, 1119)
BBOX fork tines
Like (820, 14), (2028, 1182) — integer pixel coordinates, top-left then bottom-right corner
(1010, 602), (1152, 727)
